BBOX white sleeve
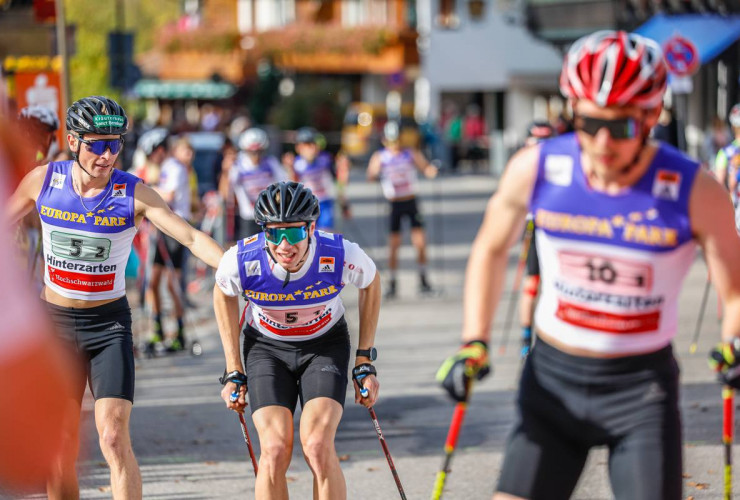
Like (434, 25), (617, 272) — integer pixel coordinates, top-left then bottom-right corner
(215, 245), (243, 297)
(342, 239), (377, 289)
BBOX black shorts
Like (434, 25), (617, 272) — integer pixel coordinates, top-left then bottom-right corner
(525, 230), (539, 276)
(47, 296), (135, 403)
(153, 233), (184, 269)
(389, 198), (424, 233)
(497, 339), (682, 500)
(242, 317), (351, 413)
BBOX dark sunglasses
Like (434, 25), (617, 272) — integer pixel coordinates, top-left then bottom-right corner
(264, 225), (309, 246)
(574, 115), (640, 140)
(79, 137), (124, 155)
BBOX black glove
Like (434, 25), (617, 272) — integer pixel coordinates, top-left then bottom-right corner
(709, 339), (740, 389)
(219, 370), (248, 402)
(352, 363), (377, 397)
(436, 340), (491, 402)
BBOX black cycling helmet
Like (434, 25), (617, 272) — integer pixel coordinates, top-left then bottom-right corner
(295, 126), (318, 144)
(254, 181), (320, 225)
(66, 96), (129, 136)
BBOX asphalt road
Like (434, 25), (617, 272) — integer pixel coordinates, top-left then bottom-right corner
(6, 172), (737, 499)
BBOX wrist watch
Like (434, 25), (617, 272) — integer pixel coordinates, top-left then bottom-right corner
(356, 347), (377, 361)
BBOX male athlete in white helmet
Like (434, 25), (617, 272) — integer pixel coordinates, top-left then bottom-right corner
(437, 31), (740, 499)
(219, 127), (288, 244)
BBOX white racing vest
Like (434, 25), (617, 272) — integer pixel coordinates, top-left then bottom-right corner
(379, 148), (418, 200)
(36, 161), (141, 300)
(531, 134), (699, 355)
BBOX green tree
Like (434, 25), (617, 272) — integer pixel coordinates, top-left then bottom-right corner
(64, 0), (179, 101)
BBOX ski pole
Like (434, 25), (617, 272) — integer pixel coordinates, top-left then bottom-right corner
(232, 400), (259, 476)
(689, 273), (712, 354)
(228, 308), (259, 476)
(499, 218), (535, 355)
(724, 385), (734, 500)
(356, 381), (407, 499)
(431, 386), (470, 500)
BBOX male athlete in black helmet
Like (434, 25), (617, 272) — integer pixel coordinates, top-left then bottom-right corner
(214, 181), (381, 499)
(7, 96), (224, 499)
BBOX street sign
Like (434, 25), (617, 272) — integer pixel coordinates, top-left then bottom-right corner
(663, 34), (700, 77)
(669, 75), (693, 95)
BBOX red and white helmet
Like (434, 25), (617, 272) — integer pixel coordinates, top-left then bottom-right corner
(560, 30), (667, 109)
(729, 104), (740, 128)
(239, 127), (269, 152)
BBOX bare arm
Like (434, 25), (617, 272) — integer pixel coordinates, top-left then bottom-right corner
(214, 284), (242, 372)
(134, 183), (224, 268)
(412, 149), (438, 179)
(366, 152), (381, 181)
(690, 169), (740, 343)
(354, 271), (381, 407)
(214, 284), (247, 411)
(461, 146), (539, 343)
(357, 271), (381, 357)
(6, 164), (46, 225)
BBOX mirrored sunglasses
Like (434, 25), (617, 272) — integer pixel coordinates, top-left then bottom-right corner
(574, 115), (639, 140)
(79, 137), (124, 155)
(264, 225), (309, 246)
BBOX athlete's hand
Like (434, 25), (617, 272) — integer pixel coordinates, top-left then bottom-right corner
(221, 382), (247, 412)
(709, 339), (740, 389)
(219, 370), (248, 413)
(436, 340), (491, 402)
(353, 363), (379, 407)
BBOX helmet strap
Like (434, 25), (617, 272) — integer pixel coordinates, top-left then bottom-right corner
(264, 233), (312, 288)
(72, 139), (100, 180)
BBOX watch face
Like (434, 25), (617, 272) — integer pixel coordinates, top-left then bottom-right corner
(369, 347), (377, 361)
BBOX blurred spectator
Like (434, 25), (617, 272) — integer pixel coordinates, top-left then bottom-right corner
(15, 105), (60, 289)
(286, 127), (349, 231)
(17, 105), (59, 164)
(0, 112), (75, 494)
(146, 137), (194, 353)
(441, 101), (462, 171)
(462, 103), (488, 172)
(717, 104), (740, 196)
(701, 116), (731, 171)
(652, 108), (684, 149)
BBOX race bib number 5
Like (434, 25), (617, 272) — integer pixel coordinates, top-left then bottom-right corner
(51, 232), (111, 262)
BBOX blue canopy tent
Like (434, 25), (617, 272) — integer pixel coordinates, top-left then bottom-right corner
(635, 13), (740, 64)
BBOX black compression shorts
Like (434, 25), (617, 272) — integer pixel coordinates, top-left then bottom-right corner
(242, 317), (351, 413)
(154, 233), (185, 269)
(389, 198), (424, 233)
(497, 338), (682, 500)
(525, 230), (539, 276)
(47, 296), (135, 403)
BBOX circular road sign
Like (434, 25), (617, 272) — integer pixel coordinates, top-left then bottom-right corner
(663, 34), (700, 77)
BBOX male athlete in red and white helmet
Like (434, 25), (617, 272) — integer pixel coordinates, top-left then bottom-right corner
(437, 30), (740, 499)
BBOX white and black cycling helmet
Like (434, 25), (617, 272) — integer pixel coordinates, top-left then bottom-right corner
(730, 104), (740, 128)
(66, 96), (128, 136)
(137, 127), (169, 156)
(19, 105), (59, 132)
(239, 127), (269, 152)
(254, 181), (320, 225)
